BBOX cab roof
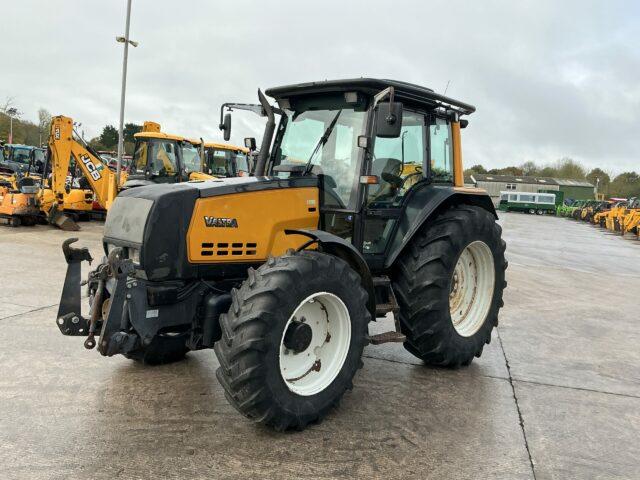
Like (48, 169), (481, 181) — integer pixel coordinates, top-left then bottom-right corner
(265, 78), (475, 115)
(134, 131), (185, 142)
(204, 142), (248, 153)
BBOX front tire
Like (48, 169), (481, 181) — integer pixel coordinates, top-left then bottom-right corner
(393, 205), (507, 367)
(214, 250), (370, 431)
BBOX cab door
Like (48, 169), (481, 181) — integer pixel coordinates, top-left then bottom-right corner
(360, 109), (429, 269)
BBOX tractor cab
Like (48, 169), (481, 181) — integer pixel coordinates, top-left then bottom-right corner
(129, 123), (215, 186)
(203, 142), (252, 177)
(220, 78), (480, 269)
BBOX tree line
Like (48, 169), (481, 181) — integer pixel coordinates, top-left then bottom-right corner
(465, 157), (639, 199)
(0, 99), (141, 155)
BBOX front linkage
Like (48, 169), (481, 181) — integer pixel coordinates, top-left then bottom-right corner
(57, 238), (138, 356)
(57, 238), (219, 358)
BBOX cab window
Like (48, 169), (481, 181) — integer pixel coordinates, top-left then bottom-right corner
(274, 107), (367, 209)
(133, 141), (148, 173)
(13, 148), (31, 164)
(152, 141), (177, 175)
(182, 143), (201, 174)
(367, 110), (427, 208)
(430, 117), (453, 183)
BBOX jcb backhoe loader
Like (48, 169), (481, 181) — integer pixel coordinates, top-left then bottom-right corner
(604, 200), (629, 231)
(44, 116), (122, 229)
(57, 78), (507, 431)
(621, 197), (639, 238)
(127, 124), (216, 187)
(203, 142), (253, 177)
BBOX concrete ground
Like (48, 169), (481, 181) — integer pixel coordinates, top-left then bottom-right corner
(0, 213), (639, 480)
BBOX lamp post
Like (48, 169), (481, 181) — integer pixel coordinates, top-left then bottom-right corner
(6, 107), (18, 143)
(115, 0), (139, 185)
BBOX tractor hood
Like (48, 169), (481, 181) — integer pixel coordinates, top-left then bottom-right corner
(104, 176), (318, 281)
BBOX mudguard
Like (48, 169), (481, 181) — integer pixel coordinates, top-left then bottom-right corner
(385, 185), (496, 269)
(285, 229), (376, 318)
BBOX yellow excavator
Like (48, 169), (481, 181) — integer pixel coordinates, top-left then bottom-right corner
(0, 167), (41, 226)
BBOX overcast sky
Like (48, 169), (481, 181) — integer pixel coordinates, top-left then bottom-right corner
(2, 1), (638, 173)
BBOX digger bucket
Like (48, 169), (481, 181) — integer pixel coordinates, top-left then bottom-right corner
(49, 209), (80, 231)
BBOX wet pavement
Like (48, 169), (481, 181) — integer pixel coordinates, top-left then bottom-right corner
(0, 213), (638, 479)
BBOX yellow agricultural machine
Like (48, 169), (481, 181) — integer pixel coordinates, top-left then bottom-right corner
(57, 78), (507, 431)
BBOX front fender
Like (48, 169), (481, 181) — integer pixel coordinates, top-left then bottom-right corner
(285, 229), (376, 318)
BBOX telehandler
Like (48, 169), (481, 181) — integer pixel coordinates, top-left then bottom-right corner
(57, 79), (507, 430)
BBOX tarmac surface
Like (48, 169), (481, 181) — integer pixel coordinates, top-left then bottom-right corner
(1, 212), (639, 480)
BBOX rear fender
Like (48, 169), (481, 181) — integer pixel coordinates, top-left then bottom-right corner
(385, 185), (496, 269)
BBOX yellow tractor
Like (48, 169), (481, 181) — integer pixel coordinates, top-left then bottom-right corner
(57, 79), (507, 431)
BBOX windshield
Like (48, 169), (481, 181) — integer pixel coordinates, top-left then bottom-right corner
(182, 143), (202, 174)
(132, 139), (179, 180)
(205, 148), (250, 177)
(34, 149), (45, 164)
(13, 148), (31, 164)
(273, 107), (366, 208)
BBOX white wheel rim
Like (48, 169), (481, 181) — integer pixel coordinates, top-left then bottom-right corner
(449, 241), (496, 337)
(279, 292), (351, 396)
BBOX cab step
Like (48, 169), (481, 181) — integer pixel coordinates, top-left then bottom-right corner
(373, 275), (400, 318)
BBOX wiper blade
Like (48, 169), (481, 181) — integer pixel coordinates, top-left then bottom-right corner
(304, 110), (342, 174)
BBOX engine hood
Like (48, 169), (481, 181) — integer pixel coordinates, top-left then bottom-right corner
(104, 176), (318, 281)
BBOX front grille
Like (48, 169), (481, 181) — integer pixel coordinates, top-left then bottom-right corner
(201, 242), (257, 257)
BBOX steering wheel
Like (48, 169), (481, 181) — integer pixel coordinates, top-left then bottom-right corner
(320, 174), (346, 209)
(381, 172), (403, 189)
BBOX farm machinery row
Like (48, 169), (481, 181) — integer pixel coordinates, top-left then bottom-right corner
(558, 197), (640, 239)
(0, 118), (253, 229)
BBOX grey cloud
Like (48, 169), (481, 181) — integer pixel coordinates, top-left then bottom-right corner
(1, 0), (638, 173)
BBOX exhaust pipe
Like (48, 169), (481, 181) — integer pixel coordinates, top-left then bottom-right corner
(254, 89), (275, 177)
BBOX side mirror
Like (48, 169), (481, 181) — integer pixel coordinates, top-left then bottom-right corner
(244, 137), (257, 151)
(374, 101), (403, 138)
(220, 113), (232, 141)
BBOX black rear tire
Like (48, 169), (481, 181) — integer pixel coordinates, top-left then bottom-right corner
(214, 250), (370, 431)
(124, 332), (190, 365)
(392, 205), (507, 367)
